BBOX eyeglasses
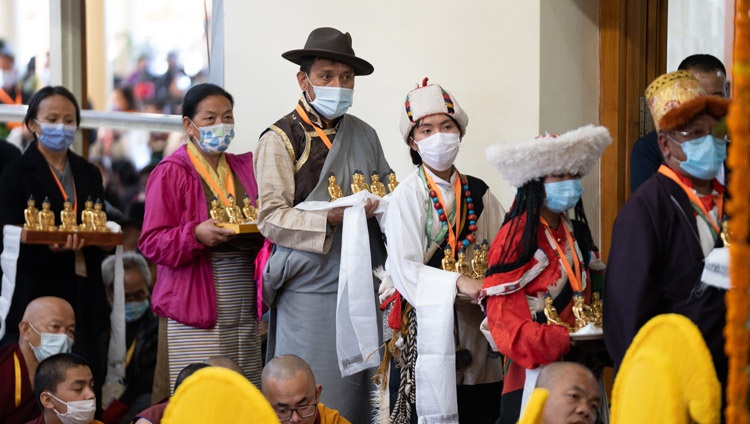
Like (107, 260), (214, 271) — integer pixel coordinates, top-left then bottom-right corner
(665, 130), (728, 145)
(275, 403), (317, 421)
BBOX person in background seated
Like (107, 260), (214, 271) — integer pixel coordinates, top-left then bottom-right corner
(131, 363), (211, 424)
(100, 253), (157, 424)
(535, 362), (599, 424)
(26, 353), (102, 424)
(262, 355), (350, 424)
(1, 297), (76, 424)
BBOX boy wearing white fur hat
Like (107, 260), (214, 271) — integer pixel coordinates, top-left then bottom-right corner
(376, 79), (505, 423)
(481, 125), (611, 423)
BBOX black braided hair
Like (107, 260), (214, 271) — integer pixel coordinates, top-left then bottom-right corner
(486, 179), (546, 275)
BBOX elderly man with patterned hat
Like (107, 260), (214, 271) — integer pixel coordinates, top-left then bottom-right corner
(254, 27), (390, 423)
(604, 70), (731, 386)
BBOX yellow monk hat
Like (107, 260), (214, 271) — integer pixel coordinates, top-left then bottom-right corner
(645, 70), (730, 132)
(610, 313), (721, 424)
(162, 367), (280, 423)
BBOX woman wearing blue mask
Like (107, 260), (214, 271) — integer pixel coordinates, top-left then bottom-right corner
(481, 125), (611, 424)
(0, 86), (110, 404)
(139, 83), (264, 391)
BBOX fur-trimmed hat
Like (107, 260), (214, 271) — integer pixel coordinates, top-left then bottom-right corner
(485, 125), (612, 188)
(645, 70), (730, 131)
(399, 78), (468, 143)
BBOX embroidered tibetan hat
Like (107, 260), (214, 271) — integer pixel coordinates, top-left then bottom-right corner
(485, 125), (612, 188)
(645, 70), (730, 132)
(399, 78), (469, 143)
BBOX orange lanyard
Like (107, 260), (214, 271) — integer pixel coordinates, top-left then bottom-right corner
(0, 87), (21, 105)
(423, 169), (462, 255)
(657, 165), (723, 235)
(186, 148), (235, 206)
(48, 164), (77, 213)
(541, 216), (583, 292)
(13, 351), (21, 407)
(296, 104), (332, 149)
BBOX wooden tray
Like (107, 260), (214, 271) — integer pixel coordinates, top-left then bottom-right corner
(217, 222), (259, 234)
(19, 226), (123, 246)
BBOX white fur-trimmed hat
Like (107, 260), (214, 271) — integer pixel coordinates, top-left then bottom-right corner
(485, 125), (612, 188)
(399, 78), (468, 143)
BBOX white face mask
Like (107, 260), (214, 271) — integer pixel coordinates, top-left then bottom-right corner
(29, 323), (74, 362)
(46, 393), (96, 424)
(415, 132), (461, 172)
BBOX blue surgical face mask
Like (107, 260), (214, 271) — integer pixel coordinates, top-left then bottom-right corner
(191, 121), (234, 154)
(306, 74), (353, 120)
(544, 179), (583, 213)
(671, 135), (727, 180)
(36, 120), (77, 152)
(125, 300), (150, 323)
(29, 323), (74, 362)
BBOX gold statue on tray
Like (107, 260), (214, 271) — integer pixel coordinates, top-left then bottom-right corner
(242, 194), (258, 222)
(225, 194), (244, 224)
(39, 197), (56, 231)
(351, 170), (370, 194)
(572, 293), (593, 331)
(210, 197), (226, 222)
(387, 169), (399, 193)
(79, 197), (96, 232)
(441, 246), (455, 272)
(471, 240), (489, 279)
(93, 199), (109, 232)
(455, 248), (470, 276)
(543, 293), (571, 330)
(59, 199), (78, 231)
(590, 292), (603, 328)
(370, 171), (387, 197)
(328, 173), (343, 202)
(24, 195), (41, 230)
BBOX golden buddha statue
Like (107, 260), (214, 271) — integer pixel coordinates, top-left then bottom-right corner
(591, 292), (603, 328)
(350, 170), (370, 194)
(328, 173), (343, 201)
(225, 194), (244, 224)
(79, 197), (96, 232)
(471, 242), (489, 279)
(572, 294), (593, 331)
(24, 195), (41, 230)
(210, 197), (226, 222)
(242, 194), (258, 222)
(93, 199), (110, 232)
(38, 197), (56, 231)
(387, 169), (399, 193)
(441, 246), (455, 271)
(59, 199), (79, 231)
(455, 248), (471, 276)
(543, 294), (571, 330)
(370, 171), (387, 197)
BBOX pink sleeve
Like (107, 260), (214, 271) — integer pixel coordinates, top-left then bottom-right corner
(138, 163), (207, 268)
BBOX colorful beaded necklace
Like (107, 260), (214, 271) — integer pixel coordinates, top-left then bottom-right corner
(418, 165), (478, 257)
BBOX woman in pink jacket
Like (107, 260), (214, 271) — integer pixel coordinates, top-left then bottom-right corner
(139, 83), (263, 389)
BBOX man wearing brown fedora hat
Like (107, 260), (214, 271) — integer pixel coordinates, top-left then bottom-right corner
(254, 27), (390, 423)
(604, 70), (730, 389)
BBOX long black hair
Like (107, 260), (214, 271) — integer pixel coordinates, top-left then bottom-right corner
(486, 179), (596, 276)
(23, 85), (81, 131)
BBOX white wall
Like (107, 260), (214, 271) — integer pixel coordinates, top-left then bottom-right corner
(224, 0), (600, 215)
(540, 0), (601, 244)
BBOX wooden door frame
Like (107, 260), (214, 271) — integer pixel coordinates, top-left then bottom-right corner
(599, 0), (668, 259)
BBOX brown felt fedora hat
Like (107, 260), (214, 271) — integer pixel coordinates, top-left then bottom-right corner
(282, 27), (374, 76)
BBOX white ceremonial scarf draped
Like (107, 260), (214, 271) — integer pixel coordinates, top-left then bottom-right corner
(103, 221), (126, 407)
(0, 225), (22, 339)
(296, 190), (388, 377)
(384, 168), (505, 423)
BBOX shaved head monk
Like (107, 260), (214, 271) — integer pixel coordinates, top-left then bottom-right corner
(262, 355), (350, 424)
(1, 297), (76, 424)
